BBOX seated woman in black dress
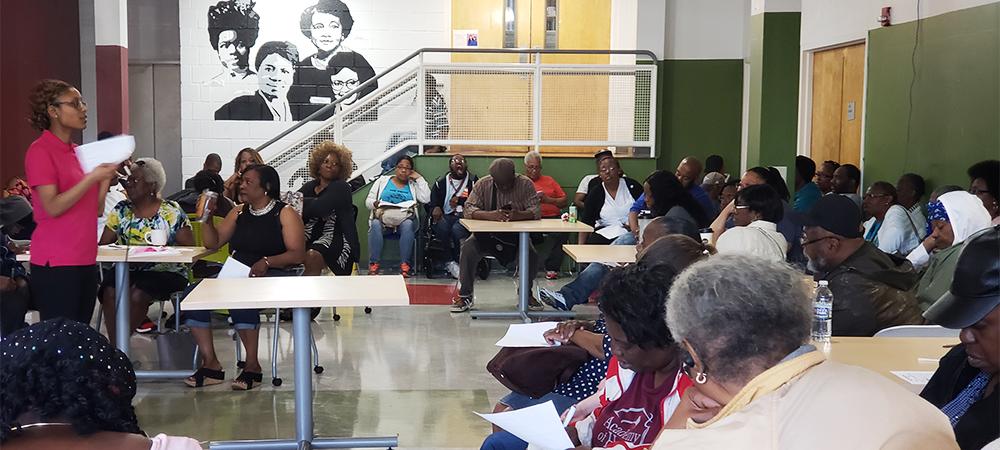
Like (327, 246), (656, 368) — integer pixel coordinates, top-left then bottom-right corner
(299, 140), (359, 277)
(183, 164), (306, 390)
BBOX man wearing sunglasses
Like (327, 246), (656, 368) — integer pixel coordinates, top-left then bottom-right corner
(801, 194), (923, 336)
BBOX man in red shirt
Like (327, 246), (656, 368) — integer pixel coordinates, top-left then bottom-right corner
(524, 151), (568, 279)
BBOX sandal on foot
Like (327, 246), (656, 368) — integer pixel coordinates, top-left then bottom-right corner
(184, 367), (225, 388)
(231, 370), (263, 390)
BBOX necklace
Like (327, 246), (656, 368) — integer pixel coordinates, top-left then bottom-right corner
(10, 422), (73, 432)
(248, 199), (276, 216)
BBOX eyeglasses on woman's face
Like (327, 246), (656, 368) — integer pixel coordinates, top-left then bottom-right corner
(52, 98), (87, 110)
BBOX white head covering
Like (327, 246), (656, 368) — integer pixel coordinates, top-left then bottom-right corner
(938, 191), (992, 245)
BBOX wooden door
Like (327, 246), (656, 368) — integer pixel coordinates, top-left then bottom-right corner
(810, 43), (865, 167)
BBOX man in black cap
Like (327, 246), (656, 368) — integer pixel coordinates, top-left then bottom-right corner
(573, 148), (615, 211)
(920, 226), (999, 450)
(0, 196), (32, 336)
(801, 194), (923, 336)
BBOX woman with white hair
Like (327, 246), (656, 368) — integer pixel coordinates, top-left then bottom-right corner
(99, 158), (194, 340)
(653, 255), (959, 449)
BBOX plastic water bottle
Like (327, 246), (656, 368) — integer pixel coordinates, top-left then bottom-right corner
(812, 280), (833, 343)
(568, 205), (578, 223)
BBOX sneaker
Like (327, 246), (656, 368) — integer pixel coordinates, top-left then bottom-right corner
(527, 296), (545, 311)
(135, 318), (157, 334)
(446, 261), (461, 280)
(368, 263), (380, 275)
(400, 262), (412, 278)
(450, 296), (473, 313)
(538, 288), (570, 311)
(545, 271), (559, 280)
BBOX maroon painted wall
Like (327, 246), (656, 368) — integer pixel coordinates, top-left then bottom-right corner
(0, 0), (81, 185)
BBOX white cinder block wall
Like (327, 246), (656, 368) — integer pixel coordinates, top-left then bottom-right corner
(178, 0), (451, 182)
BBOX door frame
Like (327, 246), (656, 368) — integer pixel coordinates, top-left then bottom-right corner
(796, 39), (869, 185)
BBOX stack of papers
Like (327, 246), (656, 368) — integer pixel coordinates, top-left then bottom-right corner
(891, 371), (934, 385)
(75, 135), (134, 173)
(495, 322), (560, 347)
(476, 401), (574, 450)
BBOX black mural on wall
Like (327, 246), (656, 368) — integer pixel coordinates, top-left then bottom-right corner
(209, 0), (378, 122)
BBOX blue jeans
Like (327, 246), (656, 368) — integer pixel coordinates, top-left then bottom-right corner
(432, 213), (469, 262)
(480, 392), (577, 450)
(559, 233), (636, 309)
(369, 218), (416, 266)
(183, 267), (299, 330)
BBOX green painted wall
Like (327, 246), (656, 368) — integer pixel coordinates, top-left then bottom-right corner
(863, 2), (999, 192)
(747, 12), (801, 188)
(657, 59), (744, 174)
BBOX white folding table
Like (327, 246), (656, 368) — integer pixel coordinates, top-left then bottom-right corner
(181, 275), (409, 450)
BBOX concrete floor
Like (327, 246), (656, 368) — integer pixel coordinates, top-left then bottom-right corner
(127, 272), (599, 449)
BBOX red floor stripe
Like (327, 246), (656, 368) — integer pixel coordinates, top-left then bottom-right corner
(407, 283), (458, 305)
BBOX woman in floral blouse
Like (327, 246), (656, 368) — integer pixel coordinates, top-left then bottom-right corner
(99, 158), (194, 341)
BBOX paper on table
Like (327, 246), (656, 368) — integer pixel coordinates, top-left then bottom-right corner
(596, 224), (628, 240)
(379, 200), (416, 208)
(476, 401), (574, 450)
(217, 257), (251, 279)
(75, 135), (135, 173)
(892, 370), (935, 385)
(495, 322), (560, 347)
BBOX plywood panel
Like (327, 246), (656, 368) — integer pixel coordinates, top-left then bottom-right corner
(839, 43), (865, 168)
(810, 48), (845, 165)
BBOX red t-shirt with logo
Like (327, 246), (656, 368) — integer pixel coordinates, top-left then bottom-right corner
(24, 130), (99, 266)
(587, 357), (691, 449)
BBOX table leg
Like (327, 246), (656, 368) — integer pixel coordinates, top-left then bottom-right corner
(293, 307), (313, 447)
(516, 231), (531, 323)
(471, 231), (577, 321)
(115, 261), (130, 355)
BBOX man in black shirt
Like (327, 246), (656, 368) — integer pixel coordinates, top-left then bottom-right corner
(920, 225), (999, 450)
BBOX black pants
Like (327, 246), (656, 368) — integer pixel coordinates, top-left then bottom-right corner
(539, 232), (568, 272)
(0, 282), (30, 337)
(30, 264), (98, 324)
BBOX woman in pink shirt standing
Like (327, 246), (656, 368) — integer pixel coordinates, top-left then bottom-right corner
(24, 79), (118, 323)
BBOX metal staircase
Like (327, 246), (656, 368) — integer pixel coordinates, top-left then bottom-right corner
(255, 48), (659, 190)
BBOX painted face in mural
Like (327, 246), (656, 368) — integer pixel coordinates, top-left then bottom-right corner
(330, 68), (359, 105)
(310, 12), (345, 53)
(258, 53), (294, 100)
(216, 29), (250, 73)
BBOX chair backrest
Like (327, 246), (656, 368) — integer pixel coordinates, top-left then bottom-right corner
(874, 325), (960, 338)
(188, 214), (229, 264)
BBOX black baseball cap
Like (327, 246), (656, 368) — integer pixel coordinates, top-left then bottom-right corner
(924, 226), (1000, 329)
(801, 194), (863, 238)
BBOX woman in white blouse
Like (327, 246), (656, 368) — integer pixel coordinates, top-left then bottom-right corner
(714, 184), (787, 262)
(578, 156), (643, 244)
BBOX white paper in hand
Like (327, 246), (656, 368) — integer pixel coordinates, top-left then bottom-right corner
(75, 135), (135, 173)
(495, 322), (560, 347)
(379, 199), (416, 209)
(217, 257), (251, 279)
(476, 401), (574, 450)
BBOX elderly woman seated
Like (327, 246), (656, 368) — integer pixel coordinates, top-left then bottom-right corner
(579, 156), (643, 245)
(711, 184), (787, 262)
(482, 235), (710, 450)
(99, 158), (194, 340)
(0, 319), (201, 450)
(909, 191), (992, 311)
(652, 255), (959, 449)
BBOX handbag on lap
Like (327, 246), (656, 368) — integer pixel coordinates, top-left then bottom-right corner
(486, 345), (591, 398)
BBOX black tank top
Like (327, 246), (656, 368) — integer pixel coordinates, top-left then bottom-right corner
(230, 200), (288, 266)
